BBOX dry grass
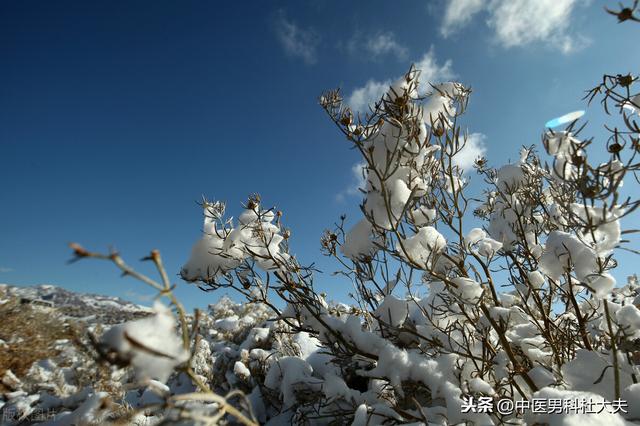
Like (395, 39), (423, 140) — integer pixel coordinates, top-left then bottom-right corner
(0, 297), (86, 389)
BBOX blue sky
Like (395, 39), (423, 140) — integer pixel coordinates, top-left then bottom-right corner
(1, 1), (639, 310)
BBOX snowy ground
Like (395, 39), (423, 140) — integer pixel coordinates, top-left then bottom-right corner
(1, 283), (640, 425)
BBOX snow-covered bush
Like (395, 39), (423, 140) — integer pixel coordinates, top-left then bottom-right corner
(176, 65), (640, 424)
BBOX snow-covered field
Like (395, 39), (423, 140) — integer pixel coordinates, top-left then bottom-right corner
(2, 278), (640, 425)
(0, 284), (273, 425)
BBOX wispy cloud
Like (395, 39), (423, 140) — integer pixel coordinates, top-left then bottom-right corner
(413, 47), (455, 86)
(440, 0), (588, 54)
(0, 267), (13, 273)
(347, 47), (455, 112)
(274, 10), (321, 65)
(440, 0), (485, 38)
(366, 32), (408, 59)
(342, 31), (409, 61)
(453, 133), (487, 171)
(336, 161), (367, 201)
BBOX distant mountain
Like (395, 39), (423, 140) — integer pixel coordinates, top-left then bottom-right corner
(0, 283), (152, 324)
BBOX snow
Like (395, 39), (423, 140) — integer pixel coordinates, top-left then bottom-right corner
(539, 231), (615, 297)
(561, 349), (634, 401)
(496, 163), (526, 192)
(524, 387), (628, 426)
(352, 403), (369, 426)
(341, 218), (380, 261)
(584, 273), (617, 298)
(99, 301), (189, 383)
(182, 202), (291, 281)
(410, 205), (436, 226)
(3, 276), (640, 425)
(239, 327), (270, 351)
(42, 392), (109, 426)
(528, 366), (556, 389)
(233, 360), (251, 379)
(264, 356), (320, 409)
(622, 383), (640, 421)
(467, 377), (495, 395)
(527, 270), (546, 290)
(571, 203), (623, 256)
(450, 277), (483, 304)
(616, 304), (640, 338)
(398, 226), (447, 268)
(374, 295), (408, 327)
(214, 315), (240, 332)
(465, 227), (503, 257)
(543, 131), (586, 181)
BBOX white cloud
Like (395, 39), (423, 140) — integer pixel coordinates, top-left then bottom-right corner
(414, 48), (455, 85)
(441, 0), (485, 37)
(347, 47), (455, 112)
(274, 11), (320, 65)
(365, 32), (408, 60)
(0, 267), (13, 273)
(341, 31), (408, 61)
(488, 0), (578, 50)
(440, 0), (588, 53)
(347, 79), (393, 113)
(337, 161), (367, 201)
(453, 132), (487, 171)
